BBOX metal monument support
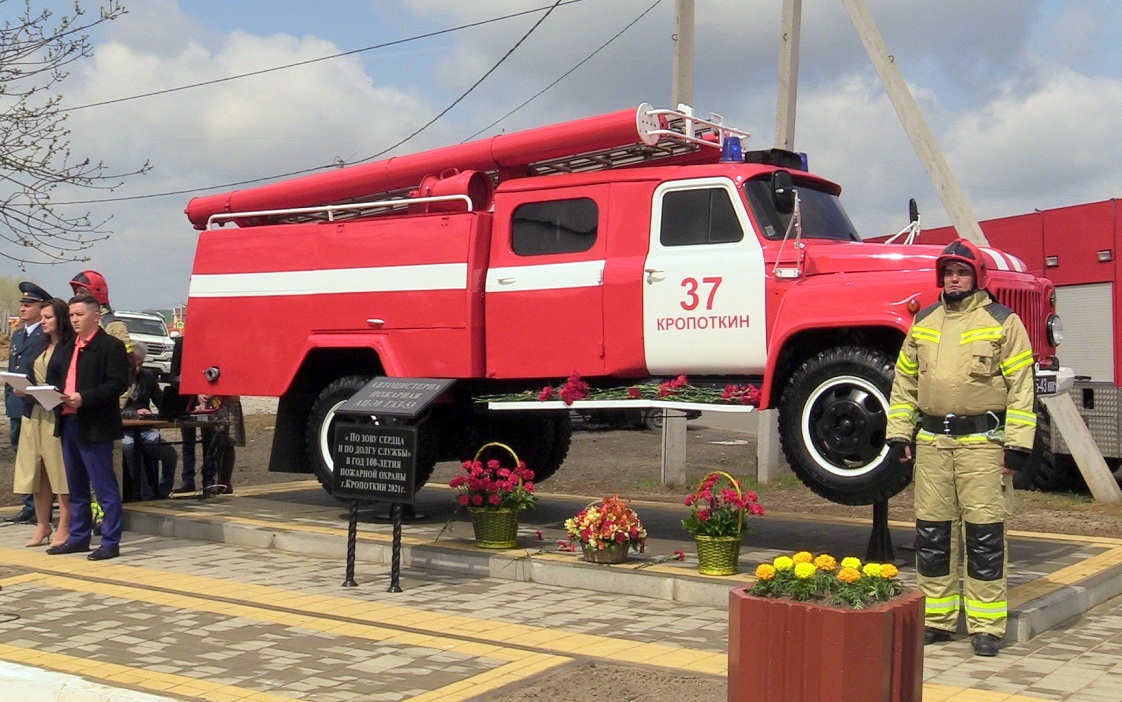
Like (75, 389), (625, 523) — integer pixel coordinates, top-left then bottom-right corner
(388, 503), (403, 593)
(343, 500), (359, 587)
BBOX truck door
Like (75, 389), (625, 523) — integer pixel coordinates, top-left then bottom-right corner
(486, 191), (606, 378)
(642, 178), (767, 374)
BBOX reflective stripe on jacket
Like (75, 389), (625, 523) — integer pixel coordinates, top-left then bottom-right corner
(887, 289), (1037, 451)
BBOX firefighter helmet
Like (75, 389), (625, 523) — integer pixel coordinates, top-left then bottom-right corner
(70, 270), (110, 305)
(936, 238), (987, 290)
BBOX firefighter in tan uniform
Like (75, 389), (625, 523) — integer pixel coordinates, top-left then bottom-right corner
(886, 239), (1036, 657)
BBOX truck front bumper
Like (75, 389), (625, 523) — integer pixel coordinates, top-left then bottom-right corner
(1035, 366), (1074, 397)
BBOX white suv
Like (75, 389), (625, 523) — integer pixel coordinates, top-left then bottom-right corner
(116, 311), (174, 379)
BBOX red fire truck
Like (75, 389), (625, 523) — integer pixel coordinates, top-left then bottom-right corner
(181, 103), (1061, 505)
(925, 200), (1122, 490)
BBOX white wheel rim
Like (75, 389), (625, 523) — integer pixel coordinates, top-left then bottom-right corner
(798, 374), (889, 479)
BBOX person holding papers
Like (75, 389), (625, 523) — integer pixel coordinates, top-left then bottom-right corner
(44, 295), (128, 561)
(13, 298), (73, 547)
(3, 282), (49, 525)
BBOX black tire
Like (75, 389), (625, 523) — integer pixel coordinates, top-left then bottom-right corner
(540, 413), (572, 481)
(778, 346), (911, 505)
(467, 411), (571, 483)
(1013, 401), (1046, 490)
(1031, 408), (1088, 492)
(306, 375), (437, 495)
(642, 409), (663, 432)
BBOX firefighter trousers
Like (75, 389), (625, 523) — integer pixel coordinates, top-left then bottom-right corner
(913, 438), (1013, 637)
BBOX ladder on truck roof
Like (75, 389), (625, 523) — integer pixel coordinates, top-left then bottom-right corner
(198, 104), (751, 229)
(530, 106), (749, 176)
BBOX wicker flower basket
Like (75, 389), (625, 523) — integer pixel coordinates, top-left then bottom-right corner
(688, 470), (747, 575)
(581, 541), (630, 564)
(465, 442), (523, 549)
(468, 507), (520, 549)
(695, 534), (743, 575)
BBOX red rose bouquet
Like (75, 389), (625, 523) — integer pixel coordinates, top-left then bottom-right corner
(449, 453), (536, 512)
(682, 471), (764, 537)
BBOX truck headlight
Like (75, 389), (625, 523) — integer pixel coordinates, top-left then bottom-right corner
(1047, 314), (1063, 346)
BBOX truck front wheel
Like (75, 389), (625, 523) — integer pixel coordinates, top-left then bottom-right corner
(467, 411), (571, 483)
(306, 375), (438, 495)
(778, 346), (911, 505)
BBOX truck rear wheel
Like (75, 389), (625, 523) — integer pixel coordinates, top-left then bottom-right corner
(1031, 408), (1089, 492)
(779, 345), (911, 505)
(306, 375), (437, 495)
(467, 411), (571, 483)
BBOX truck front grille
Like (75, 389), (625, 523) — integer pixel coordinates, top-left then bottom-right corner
(990, 287), (1046, 355)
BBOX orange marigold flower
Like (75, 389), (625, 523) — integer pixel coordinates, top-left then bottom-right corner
(881, 563), (899, 579)
(837, 567), (861, 584)
(813, 554), (837, 572)
(755, 564), (776, 581)
(792, 551), (813, 564)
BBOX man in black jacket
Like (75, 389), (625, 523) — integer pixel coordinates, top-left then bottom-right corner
(45, 295), (129, 561)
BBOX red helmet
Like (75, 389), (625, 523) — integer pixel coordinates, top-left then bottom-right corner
(936, 238), (987, 290)
(70, 270), (110, 305)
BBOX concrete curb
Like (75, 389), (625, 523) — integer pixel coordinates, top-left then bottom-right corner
(125, 509), (749, 608)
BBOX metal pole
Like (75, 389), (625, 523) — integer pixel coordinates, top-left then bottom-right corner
(775, 0), (802, 149)
(841, 0), (988, 245)
(865, 499), (895, 563)
(388, 503), (404, 592)
(342, 500), (358, 587)
(671, 0), (695, 107)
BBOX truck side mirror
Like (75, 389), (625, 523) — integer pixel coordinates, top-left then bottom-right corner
(772, 171), (795, 215)
(909, 198), (919, 224)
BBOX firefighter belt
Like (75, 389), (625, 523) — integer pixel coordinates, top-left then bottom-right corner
(913, 434), (1013, 637)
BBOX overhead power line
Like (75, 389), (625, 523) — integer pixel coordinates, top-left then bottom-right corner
(59, 1), (585, 113)
(463, 0), (662, 142)
(349, 0), (564, 165)
(58, 0), (657, 207)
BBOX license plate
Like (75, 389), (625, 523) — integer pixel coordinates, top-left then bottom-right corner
(1035, 374), (1057, 396)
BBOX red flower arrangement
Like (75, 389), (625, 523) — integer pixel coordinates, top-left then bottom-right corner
(682, 471), (764, 538)
(658, 375), (689, 397)
(563, 495), (647, 553)
(721, 383), (761, 405)
(449, 456), (536, 511)
(558, 371), (590, 404)
(484, 373), (761, 407)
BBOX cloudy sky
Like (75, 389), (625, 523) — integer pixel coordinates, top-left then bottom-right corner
(5, 0), (1122, 311)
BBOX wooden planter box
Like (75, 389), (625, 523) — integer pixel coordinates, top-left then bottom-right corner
(728, 588), (924, 702)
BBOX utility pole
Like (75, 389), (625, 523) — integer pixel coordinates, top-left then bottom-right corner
(841, 0), (987, 245)
(671, 0), (695, 107)
(775, 0), (802, 149)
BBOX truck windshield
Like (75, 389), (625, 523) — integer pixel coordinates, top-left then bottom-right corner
(744, 178), (860, 242)
(122, 318), (168, 336)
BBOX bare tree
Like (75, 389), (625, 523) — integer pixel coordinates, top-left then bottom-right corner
(0, 0), (150, 267)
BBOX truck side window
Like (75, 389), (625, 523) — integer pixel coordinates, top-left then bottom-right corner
(512, 198), (598, 256)
(660, 188), (742, 246)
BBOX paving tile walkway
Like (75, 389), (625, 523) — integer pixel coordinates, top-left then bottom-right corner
(0, 489), (1117, 700)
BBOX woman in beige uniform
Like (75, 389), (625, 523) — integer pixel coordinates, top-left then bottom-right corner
(14, 298), (73, 547)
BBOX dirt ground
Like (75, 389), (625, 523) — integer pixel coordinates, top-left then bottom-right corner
(0, 411), (1118, 539)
